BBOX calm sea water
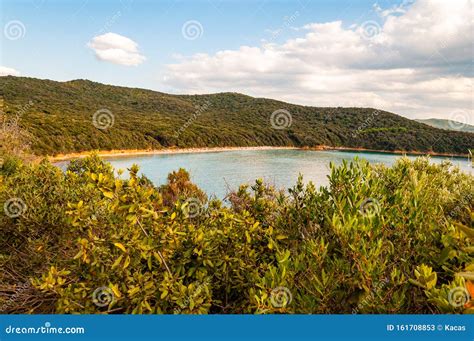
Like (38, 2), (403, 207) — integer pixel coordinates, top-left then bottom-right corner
(99, 150), (472, 199)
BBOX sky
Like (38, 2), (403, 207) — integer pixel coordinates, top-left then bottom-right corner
(0, 0), (473, 124)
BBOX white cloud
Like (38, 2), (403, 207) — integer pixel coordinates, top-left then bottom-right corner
(163, 0), (473, 123)
(373, 1), (411, 18)
(0, 66), (20, 76)
(87, 33), (145, 66)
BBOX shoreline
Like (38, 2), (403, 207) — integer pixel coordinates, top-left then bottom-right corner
(49, 146), (299, 161)
(49, 145), (470, 162)
(319, 146), (469, 158)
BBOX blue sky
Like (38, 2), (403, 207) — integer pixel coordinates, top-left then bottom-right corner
(1, 0), (385, 85)
(1, 0), (472, 124)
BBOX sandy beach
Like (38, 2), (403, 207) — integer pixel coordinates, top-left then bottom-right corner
(49, 145), (470, 162)
(49, 146), (300, 161)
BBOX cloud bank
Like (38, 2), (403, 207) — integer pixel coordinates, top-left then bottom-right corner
(0, 66), (20, 76)
(88, 33), (145, 66)
(163, 0), (473, 123)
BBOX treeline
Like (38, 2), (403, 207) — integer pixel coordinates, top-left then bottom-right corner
(0, 76), (472, 155)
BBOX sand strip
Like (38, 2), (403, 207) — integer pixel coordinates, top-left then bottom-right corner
(49, 145), (470, 162)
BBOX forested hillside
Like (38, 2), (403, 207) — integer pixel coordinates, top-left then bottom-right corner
(0, 76), (472, 155)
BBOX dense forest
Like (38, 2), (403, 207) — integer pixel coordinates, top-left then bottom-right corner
(0, 76), (472, 156)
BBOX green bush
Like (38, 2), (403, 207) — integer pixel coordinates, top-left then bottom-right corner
(0, 155), (472, 314)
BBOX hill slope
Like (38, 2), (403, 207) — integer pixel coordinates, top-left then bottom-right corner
(0, 76), (472, 155)
(415, 118), (474, 133)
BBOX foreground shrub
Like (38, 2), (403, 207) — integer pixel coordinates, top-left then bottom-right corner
(0, 155), (472, 313)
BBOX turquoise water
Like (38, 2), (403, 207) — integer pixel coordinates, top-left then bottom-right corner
(102, 149), (472, 199)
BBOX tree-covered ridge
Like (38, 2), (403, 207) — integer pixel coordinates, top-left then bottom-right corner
(0, 76), (472, 155)
(0, 155), (473, 313)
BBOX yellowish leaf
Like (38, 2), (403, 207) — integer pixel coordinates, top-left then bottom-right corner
(114, 243), (127, 253)
(103, 191), (114, 199)
(128, 287), (141, 297)
(245, 231), (251, 243)
(112, 255), (123, 269)
(110, 284), (121, 298)
(123, 255), (131, 269)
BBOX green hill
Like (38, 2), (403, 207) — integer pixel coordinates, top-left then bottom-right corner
(415, 118), (474, 133)
(0, 76), (472, 155)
